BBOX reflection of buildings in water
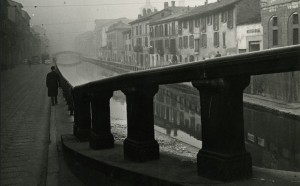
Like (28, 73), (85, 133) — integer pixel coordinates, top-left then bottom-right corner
(107, 67), (299, 170)
(154, 85), (202, 140)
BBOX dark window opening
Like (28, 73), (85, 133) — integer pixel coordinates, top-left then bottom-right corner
(273, 29), (278, 46)
(183, 36), (188, 48)
(222, 32), (226, 48)
(179, 37), (182, 49)
(227, 9), (233, 29)
(293, 13), (299, 24)
(214, 32), (219, 47)
(189, 35), (194, 49)
(293, 28), (299, 45)
(273, 17), (278, 27)
(165, 24), (168, 36)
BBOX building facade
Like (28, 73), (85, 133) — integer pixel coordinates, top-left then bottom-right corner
(103, 21), (130, 62)
(236, 23), (263, 53)
(1, 0), (44, 70)
(176, 0), (261, 62)
(122, 29), (134, 65)
(251, 0), (300, 102)
(149, 3), (189, 66)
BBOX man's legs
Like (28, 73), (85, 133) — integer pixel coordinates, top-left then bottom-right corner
(51, 97), (55, 106)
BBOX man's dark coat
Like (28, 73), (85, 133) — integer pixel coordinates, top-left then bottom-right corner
(46, 71), (60, 97)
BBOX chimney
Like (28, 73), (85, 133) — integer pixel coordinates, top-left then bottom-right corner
(164, 2), (169, 9)
(171, 1), (175, 7)
(143, 8), (147, 16)
(138, 14), (142, 18)
(205, 0), (208, 5)
(154, 8), (158, 12)
(147, 8), (152, 14)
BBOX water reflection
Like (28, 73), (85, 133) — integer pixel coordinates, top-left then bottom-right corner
(111, 90), (202, 149)
(57, 55), (300, 171)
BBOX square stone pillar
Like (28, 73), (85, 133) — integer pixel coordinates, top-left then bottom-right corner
(73, 92), (91, 141)
(89, 91), (114, 149)
(122, 85), (159, 162)
(192, 76), (252, 181)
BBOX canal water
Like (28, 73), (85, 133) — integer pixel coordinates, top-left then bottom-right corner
(57, 55), (300, 172)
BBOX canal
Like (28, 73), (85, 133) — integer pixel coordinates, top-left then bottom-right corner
(57, 55), (300, 172)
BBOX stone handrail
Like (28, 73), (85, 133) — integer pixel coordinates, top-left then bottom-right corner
(56, 44), (300, 181)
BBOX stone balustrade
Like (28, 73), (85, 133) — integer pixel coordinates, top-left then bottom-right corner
(55, 45), (300, 181)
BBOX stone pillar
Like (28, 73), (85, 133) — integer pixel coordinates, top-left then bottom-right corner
(192, 76), (252, 181)
(73, 92), (91, 141)
(122, 85), (159, 162)
(89, 91), (114, 149)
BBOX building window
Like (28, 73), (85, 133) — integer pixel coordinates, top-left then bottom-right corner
(165, 24), (168, 36)
(213, 14), (219, 31)
(293, 28), (299, 45)
(172, 22), (175, 35)
(214, 32), (219, 47)
(183, 36), (188, 48)
(189, 35), (194, 49)
(222, 32), (226, 48)
(178, 21), (182, 35)
(189, 20), (193, 33)
(145, 37), (148, 47)
(200, 17), (206, 32)
(207, 15), (212, 25)
(179, 37), (183, 49)
(273, 29), (278, 46)
(195, 39), (199, 52)
(221, 11), (228, 22)
(195, 19), (200, 27)
(160, 25), (163, 37)
(139, 25), (142, 34)
(155, 26), (158, 37)
(150, 26), (153, 37)
(273, 16), (278, 26)
(201, 34), (207, 48)
(227, 9), (233, 29)
(165, 39), (169, 48)
(170, 39), (176, 55)
(183, 21), (187, 29)
(136, 26), (138, 35)
(145, 25), (148, 34)
(293, 13), (299, 24)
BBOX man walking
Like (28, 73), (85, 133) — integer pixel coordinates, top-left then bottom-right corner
(46, 66), (60, 105)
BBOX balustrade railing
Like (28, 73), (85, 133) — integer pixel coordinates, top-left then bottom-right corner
(55, 45), (300, 181)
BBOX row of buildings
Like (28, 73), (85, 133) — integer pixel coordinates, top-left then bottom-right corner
(0, 0), (49, 70)
(75, 0), (300, 102)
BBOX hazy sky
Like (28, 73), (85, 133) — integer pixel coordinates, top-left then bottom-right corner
(16, 0), (216, 53)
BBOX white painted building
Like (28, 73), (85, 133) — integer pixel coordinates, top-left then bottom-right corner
(236, 23), (263, 53)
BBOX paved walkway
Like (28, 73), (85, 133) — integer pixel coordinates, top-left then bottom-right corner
(1, 64), (50, 186)
(1, 64), (84, 186)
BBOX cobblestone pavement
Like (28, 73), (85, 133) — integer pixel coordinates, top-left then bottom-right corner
(1, 64), (51, 186)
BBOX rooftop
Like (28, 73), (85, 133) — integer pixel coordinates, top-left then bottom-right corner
(178, 0), (241, 20)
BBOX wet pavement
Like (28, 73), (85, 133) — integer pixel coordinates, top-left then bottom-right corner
(1, 64), (84, 186)
(1, 64), (50, 186)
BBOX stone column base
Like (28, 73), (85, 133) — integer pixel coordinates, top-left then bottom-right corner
(73, 125), (90, 142)
(124, 138), (159, 162)
(89, 131), (114, 149)
(197, 150), (252, 181)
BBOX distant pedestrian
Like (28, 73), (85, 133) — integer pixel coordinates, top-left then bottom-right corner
(215, 51), (221, 57)
(172, 55), (177, 64)
(46, 66), (60, 106)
